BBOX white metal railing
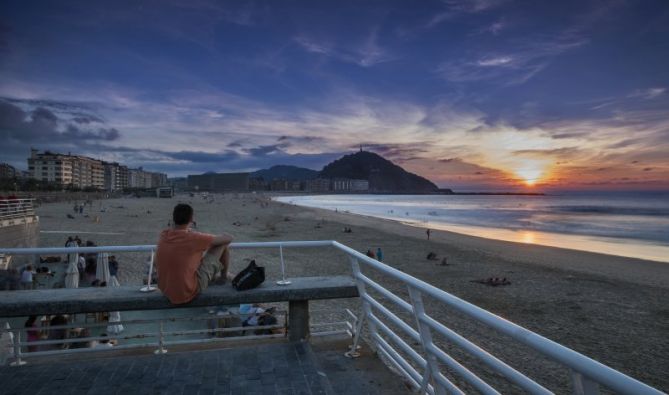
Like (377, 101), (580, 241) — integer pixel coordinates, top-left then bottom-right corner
(0, 241), (664, 394)
(2, 308), (352, 365)
(0, 198), (36, 221)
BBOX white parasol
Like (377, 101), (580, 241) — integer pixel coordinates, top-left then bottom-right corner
(95, 253), (110, 284)
(105, 254), (123, 334)
(64, 253), (79, 289)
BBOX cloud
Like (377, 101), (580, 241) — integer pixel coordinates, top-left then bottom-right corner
(629, 87), (666, 100)
(484, 19), (507, 35)
(1, 75), (667, 190)
(550, 132), (589, 139)
(293, 27), (393, 67)
(62, 125), (120, 141)
(243, 144), (289, 156)
(164, 150), (240, 163)
(72, 114), (105, 124)
(0, 100), (120, 143)
(512, 147), (581, 158)
(435, 5), (598, 86)
(607, 138), (643, 149)
(477, 56), (513, 67)
(443, 0), (507, 14)
(437, 32), (586, 84)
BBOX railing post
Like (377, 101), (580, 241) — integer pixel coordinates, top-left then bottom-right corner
(571, 370), (600, 395)
(154, 321), (167, 354)
(346, 257), (379, 358)
(288, 300), (310, 341)
(276, 244), (291, 286)
(345, 305), (365, 358)
(408, 286), (447, 395)
(141, 250), (156, 292)
(10, 330), (26, 366)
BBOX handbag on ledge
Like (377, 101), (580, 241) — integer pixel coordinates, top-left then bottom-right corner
(232, 260), (265, 291)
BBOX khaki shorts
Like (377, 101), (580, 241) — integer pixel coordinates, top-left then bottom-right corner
(196, 252), (222, 292)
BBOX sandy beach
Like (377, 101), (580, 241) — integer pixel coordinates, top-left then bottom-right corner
(32, 193), (669, 392)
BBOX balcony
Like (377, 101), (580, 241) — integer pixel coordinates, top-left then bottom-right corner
(0, 241), (664, 394)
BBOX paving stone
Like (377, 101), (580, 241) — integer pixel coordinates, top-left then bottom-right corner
(0, 342), (350, 394)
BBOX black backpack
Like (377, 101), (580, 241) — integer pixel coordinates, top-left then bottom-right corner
(232, 260), (265, 291)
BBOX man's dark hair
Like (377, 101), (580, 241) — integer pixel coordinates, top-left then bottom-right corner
(173, 204), (193, 225)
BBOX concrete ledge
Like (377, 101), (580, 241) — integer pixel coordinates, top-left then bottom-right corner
(0, 276), (359, 317)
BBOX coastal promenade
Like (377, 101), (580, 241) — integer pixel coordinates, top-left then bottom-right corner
(0, 339), (409, 395)
(0, 240), (664, 394)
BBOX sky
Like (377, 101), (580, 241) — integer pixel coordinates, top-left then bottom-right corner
(0, 0), (668, 191)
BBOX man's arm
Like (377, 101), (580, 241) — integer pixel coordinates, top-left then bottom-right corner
(210, 232), (233, 247)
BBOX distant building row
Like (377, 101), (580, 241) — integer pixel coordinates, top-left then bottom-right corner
(0, 163), (21, 179)
(26, 149), (167, 191)
(186, 172), (369, 193)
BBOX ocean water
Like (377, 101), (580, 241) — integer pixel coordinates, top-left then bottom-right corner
(275, 193), (669, 263)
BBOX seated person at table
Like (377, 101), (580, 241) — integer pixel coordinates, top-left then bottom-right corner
(155, 204), (234, 305)
(46, 315), (69, 350)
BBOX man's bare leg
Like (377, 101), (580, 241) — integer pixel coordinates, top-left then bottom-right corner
(218, 245), (234, 280)
(202, 244), (233, 282)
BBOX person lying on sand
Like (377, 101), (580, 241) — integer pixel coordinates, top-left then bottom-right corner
(470, 277), (511, 286)
(155, 204), (235, 305)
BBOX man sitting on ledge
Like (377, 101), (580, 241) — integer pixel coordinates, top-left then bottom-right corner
(155, 203), (234, 304)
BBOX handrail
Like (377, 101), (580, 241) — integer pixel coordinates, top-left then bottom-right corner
(0, 198), (36, 221)
(330, 241), (663, 395)
(0, 240), (663, 394)
(0, 240), (334, 255)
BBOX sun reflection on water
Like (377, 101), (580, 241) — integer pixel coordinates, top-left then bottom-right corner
(520, 231), (536, 244)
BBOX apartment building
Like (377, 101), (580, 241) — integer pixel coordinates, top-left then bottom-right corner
(27, 149), (75, 186)
(71, 155), (104, 189)
(305, 178), (331, 192)
(350, 179), (369, 192)
(128, 167), (167, 189)
(0, 163), (17, 179)
(104, 162), (129, 191)
(27, 149), (166, 191)
(331, 178), (369, 192)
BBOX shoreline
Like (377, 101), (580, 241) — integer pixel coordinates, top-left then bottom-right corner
(274, 198), (669, 289)
(274, 194), (669, 264)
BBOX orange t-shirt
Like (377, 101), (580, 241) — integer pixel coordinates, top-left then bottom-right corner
(155, 229), (214, 304)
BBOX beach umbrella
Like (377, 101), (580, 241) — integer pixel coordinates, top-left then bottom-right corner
(108, 274), (120, 287)
(95, 253), (110, 284)
(106, 265), (124, 334)
(64, 253), (79, 289)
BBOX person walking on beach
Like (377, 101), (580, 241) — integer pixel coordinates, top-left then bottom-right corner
(20, 265), (34, 290)
(108, 255), (119, 284)
(426, 229), (431, 240)
(155, 204), (234, 305)
(376, 247), (384, 262)
(65, 236), (76, 262)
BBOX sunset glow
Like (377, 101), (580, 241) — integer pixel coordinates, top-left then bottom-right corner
(520, 231), (536, 244)
(1, 1), (667, 192)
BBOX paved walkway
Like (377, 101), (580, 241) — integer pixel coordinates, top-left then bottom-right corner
(1, 342), (334, 395)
